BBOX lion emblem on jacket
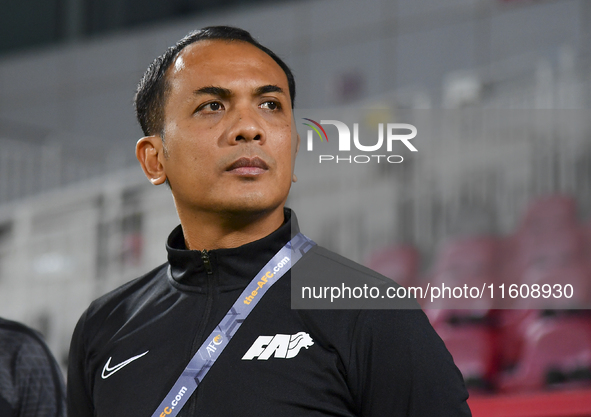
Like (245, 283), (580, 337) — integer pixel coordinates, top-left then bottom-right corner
(286, 332), (314, 358)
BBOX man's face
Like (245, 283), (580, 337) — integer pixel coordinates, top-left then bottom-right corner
(158, 40), (298, 217)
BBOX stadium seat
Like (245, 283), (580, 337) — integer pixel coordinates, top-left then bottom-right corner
(509, 228), (591, 309)
(429, 236), (501, 310)
(497, 309), (539, 371)
(498, 314), (591, 393)
(435, 321), (499, 393)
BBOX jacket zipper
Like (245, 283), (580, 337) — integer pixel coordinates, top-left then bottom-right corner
(201, 250), (213, 275)
(187, 250), (215, 415)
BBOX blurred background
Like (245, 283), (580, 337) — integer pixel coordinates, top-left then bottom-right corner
(1, 0), (591, 414)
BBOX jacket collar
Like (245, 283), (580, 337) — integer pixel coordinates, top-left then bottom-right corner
(166, 208), (298, 289)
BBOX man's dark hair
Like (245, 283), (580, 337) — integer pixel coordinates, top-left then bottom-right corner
(134, 26), (296, 137)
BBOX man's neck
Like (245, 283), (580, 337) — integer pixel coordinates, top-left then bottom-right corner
(177, 206), (286, 251)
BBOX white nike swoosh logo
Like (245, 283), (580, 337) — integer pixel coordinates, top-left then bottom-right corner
(101, 351), (149, 379)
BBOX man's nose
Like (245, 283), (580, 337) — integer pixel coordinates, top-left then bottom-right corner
(227, 105), (265, 144)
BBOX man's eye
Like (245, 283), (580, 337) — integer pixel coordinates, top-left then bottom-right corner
(261, 101), (280, 110)
(198, 102), (224, 112)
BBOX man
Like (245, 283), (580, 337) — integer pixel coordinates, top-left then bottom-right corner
(0, 317), (66, 417)
(68, 26), (471, 416)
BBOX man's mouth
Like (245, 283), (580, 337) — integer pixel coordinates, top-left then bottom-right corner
(226, 156), (269, 176)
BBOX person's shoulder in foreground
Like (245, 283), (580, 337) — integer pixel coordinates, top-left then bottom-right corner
(0, 317), (66, 417)
(67, 25), (471, 417)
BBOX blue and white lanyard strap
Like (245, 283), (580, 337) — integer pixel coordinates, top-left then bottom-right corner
(151, 233), (316, 417)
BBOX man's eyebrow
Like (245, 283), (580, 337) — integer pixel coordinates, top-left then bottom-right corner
(193, 86), (232, 98)
(254, 85), (284, 96)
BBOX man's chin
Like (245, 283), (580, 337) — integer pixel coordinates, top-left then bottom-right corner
(215, 200), (284, 217)
(212, 186), (289, 212)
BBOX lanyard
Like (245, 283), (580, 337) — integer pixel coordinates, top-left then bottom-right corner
(151, 233), (316, 417)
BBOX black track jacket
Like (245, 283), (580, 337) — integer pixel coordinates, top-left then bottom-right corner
(68, 209), (471, 417)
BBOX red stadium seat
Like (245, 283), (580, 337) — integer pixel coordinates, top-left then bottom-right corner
(508, 228), (591, 309)
(496, 309), (539, 370)
(519, 264), (591, 308)
(435, 322), (499, 393)
(429, 236), (502, 310)
(499, 314), (591, 393)
(517, 230), (586, 272)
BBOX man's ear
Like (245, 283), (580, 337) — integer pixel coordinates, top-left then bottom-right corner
(136, 136), (167, 185)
